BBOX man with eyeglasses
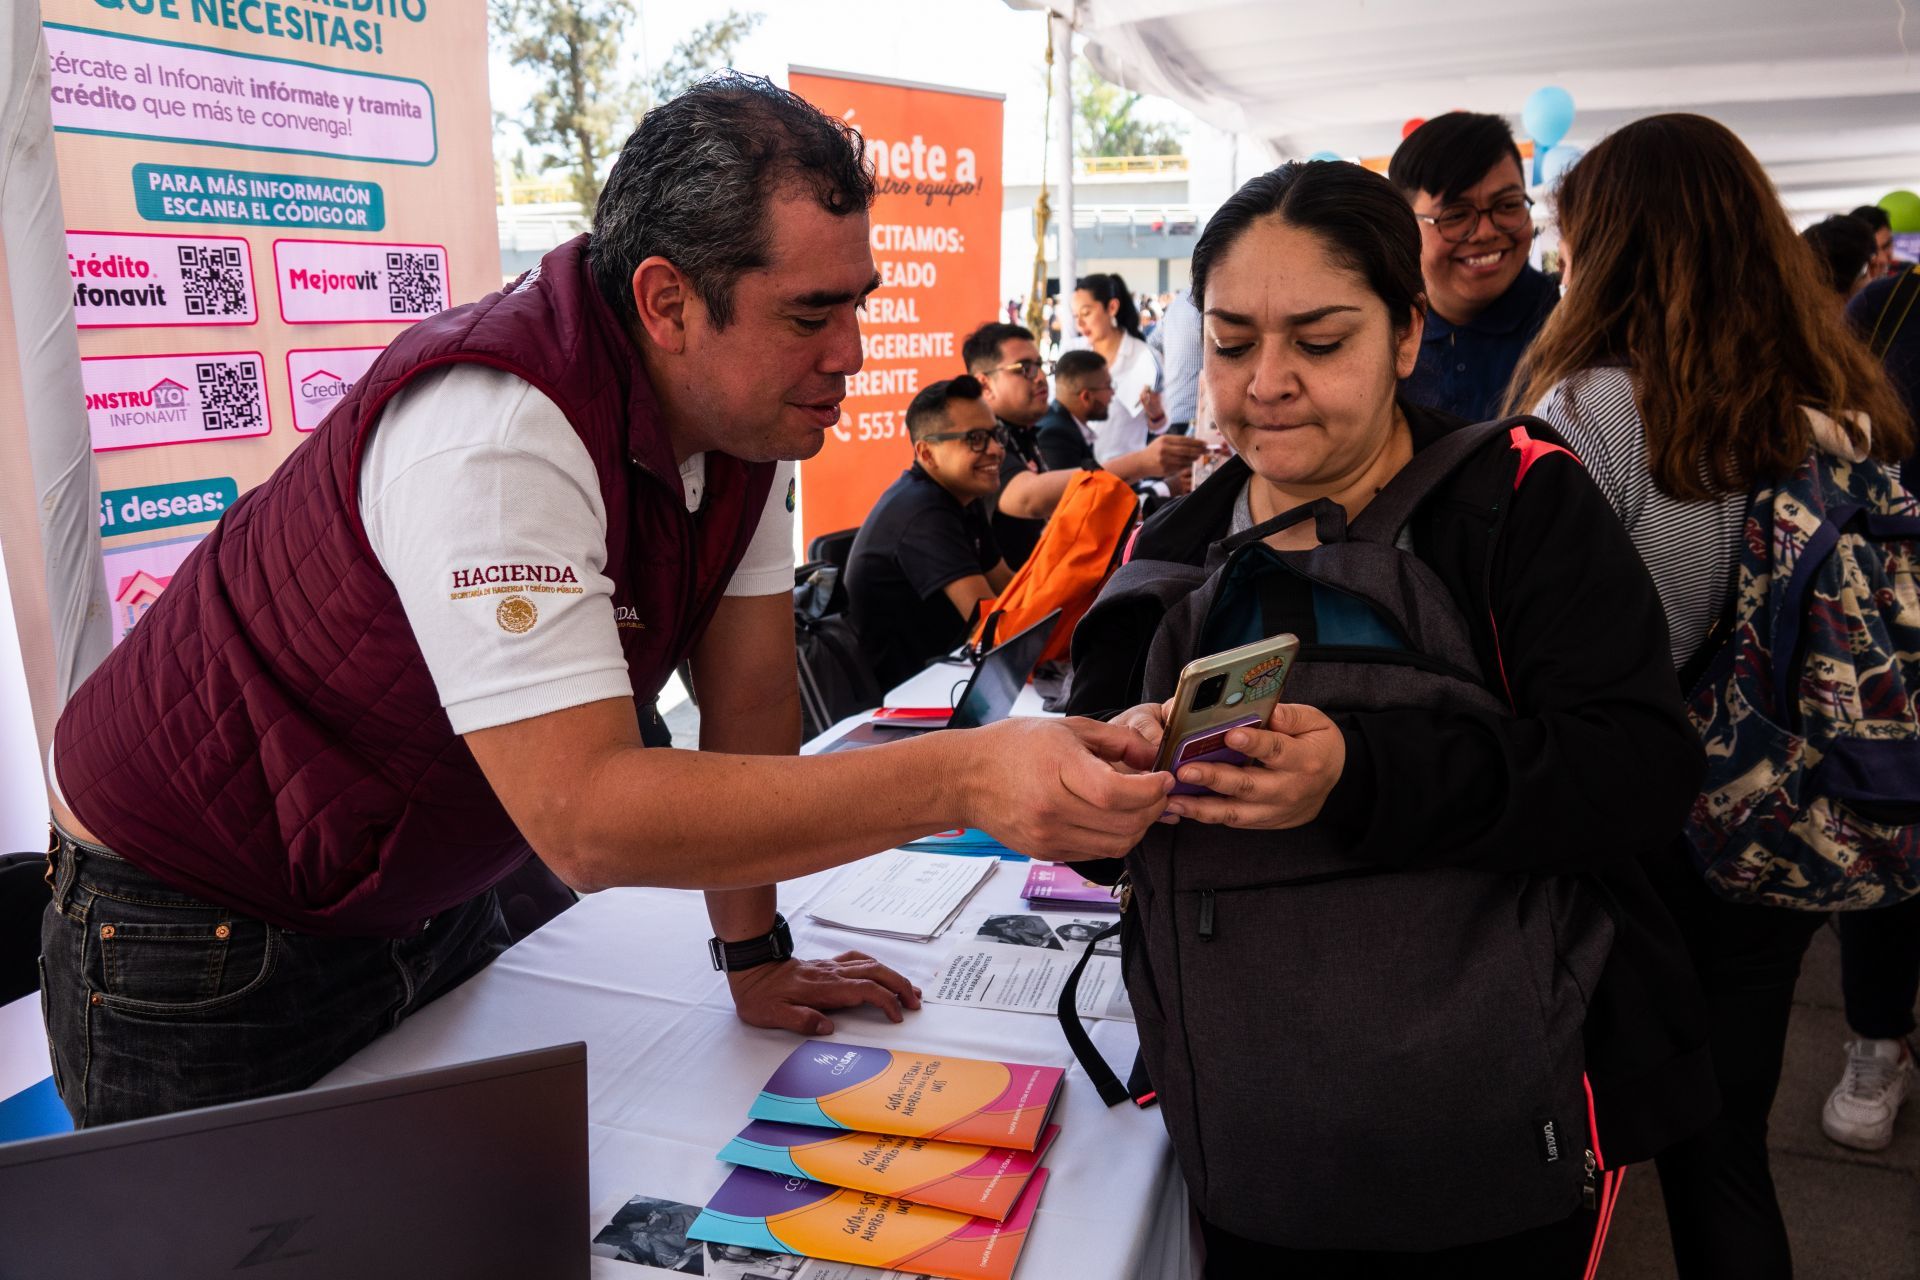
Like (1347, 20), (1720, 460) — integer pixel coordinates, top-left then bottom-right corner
(845, 376), (1014, 689)
(1389, 112), (1559, 423)
(962, 323), (1077, 569)
(1035, 349), (1205, 497)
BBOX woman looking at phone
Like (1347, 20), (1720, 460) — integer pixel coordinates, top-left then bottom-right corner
(1067, 160), (1713, 1276)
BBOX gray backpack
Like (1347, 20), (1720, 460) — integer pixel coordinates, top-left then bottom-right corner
(1064, 421), (1615, 1250)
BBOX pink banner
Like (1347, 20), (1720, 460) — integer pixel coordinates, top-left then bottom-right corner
(285, 345), (383, 431)
(82, 350), (271, 452)
(68, 229), (257, 329)
(45, 24), (436, 165)
(100, 533), (203, 647)
(273, 238), (448, 324)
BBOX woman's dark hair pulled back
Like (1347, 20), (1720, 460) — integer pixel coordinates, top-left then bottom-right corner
(1190, 161), (1424, 332)
(1074, 272), (1145, 340)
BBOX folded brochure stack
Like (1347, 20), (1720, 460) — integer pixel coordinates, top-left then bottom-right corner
(690, 1040), (1064, 1280)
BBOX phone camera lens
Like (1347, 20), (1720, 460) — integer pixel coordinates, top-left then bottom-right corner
(1193, 673), (1228, 710)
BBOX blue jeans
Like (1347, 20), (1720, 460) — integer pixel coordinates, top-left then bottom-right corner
(40, 825), (509, 1128)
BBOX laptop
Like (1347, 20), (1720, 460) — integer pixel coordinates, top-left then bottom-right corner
(824, 609), (1062, 752)
(0, 1043), (587, 1280)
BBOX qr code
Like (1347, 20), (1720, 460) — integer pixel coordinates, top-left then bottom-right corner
(196, 359), (263, 434)
(177, 244), (249, 317)
(386, 250), (443, 315)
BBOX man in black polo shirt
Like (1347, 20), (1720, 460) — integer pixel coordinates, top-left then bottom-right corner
(962, 323), (1074, 569)
(846, 376), (1012, 689)
(1389, 112), (1558, 423)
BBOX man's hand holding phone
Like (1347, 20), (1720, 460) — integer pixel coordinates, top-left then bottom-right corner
(1160, 703), (1346, 830)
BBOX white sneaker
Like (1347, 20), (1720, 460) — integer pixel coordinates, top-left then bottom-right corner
(1820, 1037), (1914, 1151)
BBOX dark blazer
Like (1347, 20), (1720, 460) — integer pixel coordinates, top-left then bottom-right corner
(1033, 400), (1099, 473)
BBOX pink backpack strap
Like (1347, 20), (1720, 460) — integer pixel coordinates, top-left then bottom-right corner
(1487, 422), (1582, 710)
(1120, 523), (1144, 565)
(1509, 423), (1579, 490)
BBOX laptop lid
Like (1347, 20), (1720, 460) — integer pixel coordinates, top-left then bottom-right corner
(0, 1042), (587, 1280)
(944, 608), (1061, 730)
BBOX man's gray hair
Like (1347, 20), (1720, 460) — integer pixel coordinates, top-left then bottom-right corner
(589, 71), (874, 330)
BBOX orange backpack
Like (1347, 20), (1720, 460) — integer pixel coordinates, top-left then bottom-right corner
(970, 468), (1139, 666)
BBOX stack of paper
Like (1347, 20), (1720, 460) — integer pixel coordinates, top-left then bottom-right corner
(689, 1041), (1064, 1280)
(927, 915), (1133, 1023)
(806, 851), (998, 943)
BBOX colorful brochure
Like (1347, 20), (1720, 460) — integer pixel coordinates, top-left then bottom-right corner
(749, 1041), (1063, 1152)
(688, 1165), (1049, 1280)
(718, 1120), (1059, 1222)
(1020, 864), (1120, 912)
(900, 828), (1024, 860)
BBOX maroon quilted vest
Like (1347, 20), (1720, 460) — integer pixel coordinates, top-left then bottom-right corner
(54, 235), (776, 937)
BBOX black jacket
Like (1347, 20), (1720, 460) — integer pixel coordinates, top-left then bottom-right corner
(1067, 401), (1719, 1164)
(1033, 400), (1099, 473)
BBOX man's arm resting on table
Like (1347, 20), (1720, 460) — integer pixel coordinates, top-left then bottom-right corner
(998, 468), (1073, 519)
(691, 591), (922, 1036)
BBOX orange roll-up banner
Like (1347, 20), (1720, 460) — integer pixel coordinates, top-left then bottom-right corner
(788, 68), (1003, 550)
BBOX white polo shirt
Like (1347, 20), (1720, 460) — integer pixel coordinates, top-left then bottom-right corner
(1088, 331), (1163, 463)
(359, 364), (794, 734)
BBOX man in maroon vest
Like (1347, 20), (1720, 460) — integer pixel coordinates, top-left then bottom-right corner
(43, 74), (1170, 1126)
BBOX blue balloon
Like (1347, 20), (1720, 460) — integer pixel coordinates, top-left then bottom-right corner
(1523, 86), (1575, 150)
(1308, 149), (1342, 162)
(1537, 143), (1583, 187)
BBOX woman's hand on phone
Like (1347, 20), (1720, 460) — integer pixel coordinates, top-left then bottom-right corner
(1163, 703), (1345, 829)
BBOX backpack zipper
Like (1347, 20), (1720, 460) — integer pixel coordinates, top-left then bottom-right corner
(1582, 1148), (1598, 1210)
(1198, 889), (1215, 940)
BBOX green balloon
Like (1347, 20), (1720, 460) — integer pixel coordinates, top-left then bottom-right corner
(1879, 190), (1920, 233)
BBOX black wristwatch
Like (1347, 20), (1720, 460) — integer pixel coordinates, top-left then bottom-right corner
(709, 913), (795, 973)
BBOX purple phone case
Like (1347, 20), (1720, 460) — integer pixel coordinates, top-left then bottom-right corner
(1166, 714), (1260, 796)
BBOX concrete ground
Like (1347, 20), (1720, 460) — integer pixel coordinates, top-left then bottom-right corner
(686, 679), (1917, 1275)
(1600, 922), (1920, 1279)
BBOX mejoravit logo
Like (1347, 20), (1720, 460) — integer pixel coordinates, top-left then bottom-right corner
(275, 240), (448, 324)
(287, 267), (377, 295)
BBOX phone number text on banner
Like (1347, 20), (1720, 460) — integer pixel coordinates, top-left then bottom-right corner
(82, 351), (271, 452)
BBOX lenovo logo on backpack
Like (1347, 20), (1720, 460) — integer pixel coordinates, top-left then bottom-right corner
(1536, 1116), (1562, 1164)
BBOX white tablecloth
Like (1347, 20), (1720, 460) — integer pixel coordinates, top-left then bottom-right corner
(323, 674), (1190, 1280)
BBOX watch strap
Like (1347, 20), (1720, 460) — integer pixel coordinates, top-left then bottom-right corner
(709, 913), (794, 972)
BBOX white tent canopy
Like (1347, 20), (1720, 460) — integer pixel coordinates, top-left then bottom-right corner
(1015, 0), (1920, 216)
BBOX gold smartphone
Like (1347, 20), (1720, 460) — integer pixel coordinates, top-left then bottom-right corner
(1155, 633), (1301, 793)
